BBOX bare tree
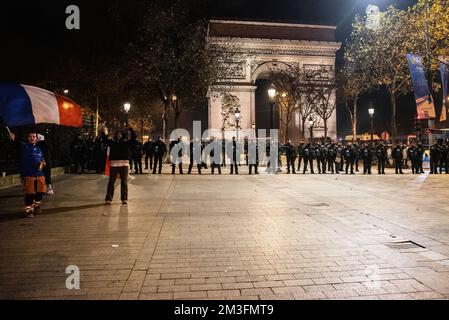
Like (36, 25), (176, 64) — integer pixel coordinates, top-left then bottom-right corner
(269, 64), (302, 143)
(309, 67), (337, 138)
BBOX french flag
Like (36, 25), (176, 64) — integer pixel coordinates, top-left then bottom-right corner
(0, 84), (83, 128)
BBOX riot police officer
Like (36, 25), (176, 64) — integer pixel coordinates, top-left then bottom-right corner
(143, 138), (154, 171)
(407, 144), (418, 174)
(320, 144), (327, 174)
(210, 138), (222, 175)
(327, 143), (338, 174)
(152, 137), (167, 174)
(392, 143), (404, 174)
(361, 143), (373, 175)
(429, 142), (441, 174)
(343, 144), (355, 174)
(229, 137), (239, 175)
(284, 140), (296, 174)
(302, 143), (314, 174)
(376, 143), (387, 175)
(188, 139), (202, 174)
(170, 137), (184, 175)
(248, 139), (259, 175)
(416, 143), (425, 174)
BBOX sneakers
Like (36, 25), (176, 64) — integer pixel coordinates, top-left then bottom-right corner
(33, 201), (42, 213)
(122, 200), (128, 205)
(25, 206), (34, 218)
(46, 185), (54, 195)
(105, 200), (112, 205)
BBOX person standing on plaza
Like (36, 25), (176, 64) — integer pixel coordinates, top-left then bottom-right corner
(326, 143), (338, 174)
(407, 144), (418, 174)
(319, 143), (327, 174)
(343, 144), (355, 174)
(143, 137), (154, 171)
(103, 130), (131, 205)
(187, 138), (202, 175)
(152, 136), (167, 175)
(361, 143), (373, 175)
(284, 140), (296, 174)
(210, 138), (222, 175)
(248, 139), (259, 175)
(71, 133), (86, 174)
(376, 143), (387, 175)
(302, 143), (314, 174)
(129, 131), (143, 174)
(416, 143), (425, 174)
(170, 137), (184, 175)
(392, 143), (404, 174)
(429, 142), (441, 174)
(229, 137), (239, 175)
(9, 130), (47, 218)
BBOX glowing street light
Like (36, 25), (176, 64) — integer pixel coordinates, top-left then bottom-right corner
(368, 105), (375, 142)
(235, 107), (241, 140)
(267, 84), (277, 131)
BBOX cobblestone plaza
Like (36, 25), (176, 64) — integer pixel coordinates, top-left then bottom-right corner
(1, 169), (449, 300)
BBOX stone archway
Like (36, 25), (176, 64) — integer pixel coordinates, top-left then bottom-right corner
(207, 19), (341, 141)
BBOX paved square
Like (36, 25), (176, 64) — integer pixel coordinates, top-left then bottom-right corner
(1, 168), (449, 300)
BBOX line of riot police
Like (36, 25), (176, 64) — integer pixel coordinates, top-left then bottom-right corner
(70, 130), (449, 175)
(280, 140), (448, 175)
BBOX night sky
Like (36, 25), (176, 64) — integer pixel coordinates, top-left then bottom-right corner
(0, 0), (418, 137)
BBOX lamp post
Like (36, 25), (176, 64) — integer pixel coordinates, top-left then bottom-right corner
(368, 106), (375, 142)
(124, 103), (131, 132)
(234, 107), (241, 141)
(308, 117), (314, 143)
(268, 84), (277, 134)
(252, 121), (256, 139)
(63, 89), (69, 95)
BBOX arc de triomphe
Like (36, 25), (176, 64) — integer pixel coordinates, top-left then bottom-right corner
(207, 20), (341, 142)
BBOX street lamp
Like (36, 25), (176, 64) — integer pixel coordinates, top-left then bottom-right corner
(251, 121), (256, 139)
(124, 103), (131, 131)
(308, 116), (314, 143)
(368, 106), (375, 142)
(268, 84), (277, 132)
(63, 89), (69, 95)
(235, 107), (241, 141)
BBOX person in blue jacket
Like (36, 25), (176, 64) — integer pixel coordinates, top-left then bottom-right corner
(9, 130), (47, 218)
